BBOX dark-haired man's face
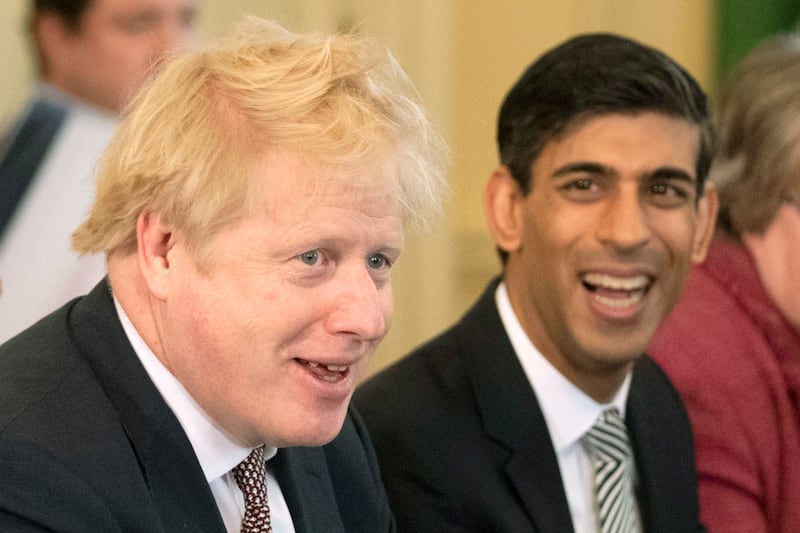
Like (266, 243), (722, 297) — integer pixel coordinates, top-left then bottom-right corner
(44, 0), (197, 112)
(486, 112), (717, 401)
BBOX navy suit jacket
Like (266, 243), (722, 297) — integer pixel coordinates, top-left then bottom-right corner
(0, 280), (394, 532)
(355, 278), (702, 532)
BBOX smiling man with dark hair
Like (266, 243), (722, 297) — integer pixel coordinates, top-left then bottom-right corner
(356, 33), (717, 532)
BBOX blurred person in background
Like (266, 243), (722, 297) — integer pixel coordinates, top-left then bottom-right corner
(649, 33), (800, 533)
(0, 0), (197, 342)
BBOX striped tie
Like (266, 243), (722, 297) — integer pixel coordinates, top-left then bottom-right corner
(581, 408), (639, 533)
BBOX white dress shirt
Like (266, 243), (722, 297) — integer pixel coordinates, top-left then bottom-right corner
(114, 298), (296, 533)
(0, 87), (111, 342)
(495, 282), (641, 533)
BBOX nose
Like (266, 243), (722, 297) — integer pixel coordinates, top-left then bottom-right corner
(595, 187), (651, 252)
(326, 266), (390, 341)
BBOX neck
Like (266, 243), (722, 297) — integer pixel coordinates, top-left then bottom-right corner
(107, 254), (167, 360)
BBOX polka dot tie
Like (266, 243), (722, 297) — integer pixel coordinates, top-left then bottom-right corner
(581, 408), (639, 533)
(232, 446), (273, 533)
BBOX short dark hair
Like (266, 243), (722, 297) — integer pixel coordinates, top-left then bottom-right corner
(29, 0), (94, 77)
(497, 33), (713, 196)
(34, 0), (93, 30)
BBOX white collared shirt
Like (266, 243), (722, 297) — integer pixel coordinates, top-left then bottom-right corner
(0, 87), (113, 343)
(114, 299), (295, 533)
(495, 282), (641, 533)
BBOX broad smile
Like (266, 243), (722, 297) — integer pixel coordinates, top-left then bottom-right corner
(581, 272), (652, 310)
(295, 358), (351, 382)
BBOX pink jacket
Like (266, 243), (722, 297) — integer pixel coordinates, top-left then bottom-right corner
(649, 239), (800, 533)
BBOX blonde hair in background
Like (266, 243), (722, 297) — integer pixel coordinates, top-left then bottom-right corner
(72, 16), (449, 270)
(712, 32), (800, 238)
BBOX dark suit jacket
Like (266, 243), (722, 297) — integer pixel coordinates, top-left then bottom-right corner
(0, 280), (394, 532)
(354, 278), (702, 532)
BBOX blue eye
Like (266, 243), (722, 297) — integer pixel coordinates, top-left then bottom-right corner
(300, 250), (319, 265)
(367, 254), (390, 269)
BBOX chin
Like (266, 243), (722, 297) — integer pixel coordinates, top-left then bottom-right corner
(286, 424), (346, 447)
(273, 406), (350, 447)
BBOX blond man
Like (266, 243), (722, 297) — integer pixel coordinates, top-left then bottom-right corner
(0, 17), (447, 532)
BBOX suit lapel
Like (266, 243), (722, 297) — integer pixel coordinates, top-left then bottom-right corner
(271, 446), (345, 533)
(626, 357), (698, 531)
(459, 279), (574, 532)
(70, 281), (226, 532)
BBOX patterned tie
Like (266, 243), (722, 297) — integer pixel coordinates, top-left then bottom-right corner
(581, 408), (639, 533)
(232, 446), (273, 533)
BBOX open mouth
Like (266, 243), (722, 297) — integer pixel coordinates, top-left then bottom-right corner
(581, 273), (650, 309)
(295, 358), (350, 382)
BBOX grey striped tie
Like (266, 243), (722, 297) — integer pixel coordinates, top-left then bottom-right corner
(581, 408), (639, 533)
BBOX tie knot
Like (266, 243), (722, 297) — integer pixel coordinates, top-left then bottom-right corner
(582, 408), (632, 464)
(233, 446), (267, 504)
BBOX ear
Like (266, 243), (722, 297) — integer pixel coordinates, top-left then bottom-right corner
(33, 12), (73, 81)
(485, 166), (526, 255)
(137, 212), (175, 301)
(690, 181), (719, 263)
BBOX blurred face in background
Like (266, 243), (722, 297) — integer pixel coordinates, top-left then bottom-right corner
(743, 199), (800, 330)
(36, 0), (198, 112)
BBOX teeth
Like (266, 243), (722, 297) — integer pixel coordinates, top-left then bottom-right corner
(583, 273), (648, 290)
(298, 359), (348, 372)
(594, 292), (644, 308)
(320, 376), (339, 382)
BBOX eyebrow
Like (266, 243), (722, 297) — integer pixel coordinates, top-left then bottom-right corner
(648, 167), (695, 184)
(552, 162), (696, 184)
(552, 162), (610, 178)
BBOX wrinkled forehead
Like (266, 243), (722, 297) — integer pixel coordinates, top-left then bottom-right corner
(249, 148), (404, 214)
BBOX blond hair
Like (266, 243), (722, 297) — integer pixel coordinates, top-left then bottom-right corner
(73, 17), (448, 267)
(713, 32), (800, 237)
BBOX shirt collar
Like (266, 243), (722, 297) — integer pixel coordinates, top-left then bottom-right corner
(113, 297), (277, 482)
(494, 281), (632, 453)
(36, 82), (117, 120)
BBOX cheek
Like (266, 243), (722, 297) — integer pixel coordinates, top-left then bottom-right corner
(525, 213), (577, 267)
(93, 37), (155, 78)
(171, 290), (217, 358)
(662, 219), (699, 266)
(168, 267), (231, 351)
(381, 287), (394, 323)
(533, 200), (587, 240)
(780, 241), (800, 327)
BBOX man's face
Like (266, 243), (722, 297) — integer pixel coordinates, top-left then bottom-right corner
(489, 112), (715, 398)
(155, 152), (404, 447)
(48, 0), (197, 111)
